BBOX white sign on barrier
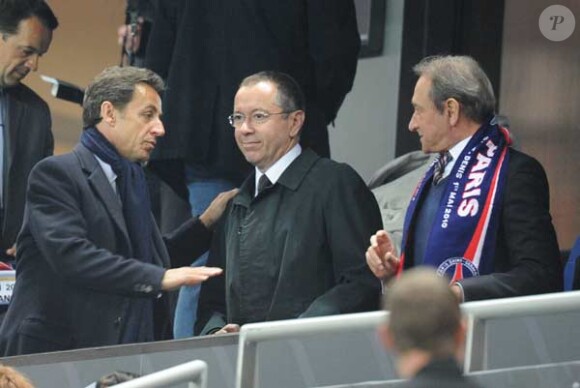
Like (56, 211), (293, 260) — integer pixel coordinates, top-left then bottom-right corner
(0, 270), (16, 305)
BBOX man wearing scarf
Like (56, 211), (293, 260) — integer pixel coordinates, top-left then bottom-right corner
(366, 55), (562, 302)
(0, 66), (235, 356)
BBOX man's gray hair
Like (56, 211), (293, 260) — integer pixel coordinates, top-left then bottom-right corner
(384, 268), (461, 356)
(413, 55), (496, 123)
(83, 66), (165, 129)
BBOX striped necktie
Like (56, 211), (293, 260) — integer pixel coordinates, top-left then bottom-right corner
(433, 151), (452, 185)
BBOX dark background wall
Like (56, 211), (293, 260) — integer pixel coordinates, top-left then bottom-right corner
(395, 0), (505, 156)
(23, 0), (578, 250)
(499, 0), (579, 250)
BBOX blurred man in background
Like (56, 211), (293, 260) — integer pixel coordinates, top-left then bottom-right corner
(0, 0), (58, 322)
(379, 268), (481, 387)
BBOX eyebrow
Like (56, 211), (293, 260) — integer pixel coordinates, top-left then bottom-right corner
(143, 104), (162, 115)
(18, 44), (48, 57)
(234, 108), (269, 114)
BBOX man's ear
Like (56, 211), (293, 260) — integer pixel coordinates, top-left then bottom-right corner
(289, 110), (305, 138)
(100, 101), (116, 127)
(456, 318), (467, 346)
(445, 98), (460, 126)
(378, 323), (396, 351)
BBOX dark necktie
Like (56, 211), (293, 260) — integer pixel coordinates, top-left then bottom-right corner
(433, 151), (452, 185)
(257, 174), (272, 195)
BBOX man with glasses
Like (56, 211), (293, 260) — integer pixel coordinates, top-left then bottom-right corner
(146, 0), (360, 338)
(195, 71), (382, 335)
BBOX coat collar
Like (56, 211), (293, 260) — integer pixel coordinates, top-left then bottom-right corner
(233, 148), (320, 207)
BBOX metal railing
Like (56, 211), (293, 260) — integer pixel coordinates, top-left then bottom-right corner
(114, 359), (208, 388)
(235, 311), (387, 388)
(235, 290), (580, 388)
(462, 290), (580, 372)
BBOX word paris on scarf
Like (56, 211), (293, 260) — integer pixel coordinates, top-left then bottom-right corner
(399, 119), (511, 282)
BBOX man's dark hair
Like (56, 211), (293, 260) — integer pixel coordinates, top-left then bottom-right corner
(83, 66), (165, 129)
(95, 370), (140, 387)
(240, 71), (306, 113)
(0, 0), (59, 37)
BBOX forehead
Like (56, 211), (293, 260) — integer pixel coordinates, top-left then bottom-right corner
(234, 81), (279, 109)
(125, 83), (162, 111)
(414, 75), (432, 97)
(413, 75), (435, 105)
(9, 16), (52, 52)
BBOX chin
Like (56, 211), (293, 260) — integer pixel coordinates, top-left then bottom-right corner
(242, 153), (258, 165)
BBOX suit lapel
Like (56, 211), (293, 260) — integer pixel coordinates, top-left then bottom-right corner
(5, 88), (25, 183)
(1, 89), (23, 235)
(73, 144), (131, 246)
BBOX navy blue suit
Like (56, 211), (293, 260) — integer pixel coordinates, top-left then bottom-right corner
(0, 144), (211, 356)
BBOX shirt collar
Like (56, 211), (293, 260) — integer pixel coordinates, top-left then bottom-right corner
(444, 136), (472, 177)
(255, 143), (302, 196)
(94, 155), (117, 190)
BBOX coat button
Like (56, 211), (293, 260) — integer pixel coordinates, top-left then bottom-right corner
(114, 316), (122, 326)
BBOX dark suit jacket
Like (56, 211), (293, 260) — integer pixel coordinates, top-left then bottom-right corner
(407, 149), (562, 300)
(0, 144), (212, 356)
(1, 84), (53, 252)
(401, 358), (481, 388)
(196, 150), (382, 334)
(146, 0), (360, 183)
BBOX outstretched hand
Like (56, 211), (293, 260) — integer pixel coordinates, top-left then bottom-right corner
(161, 266), (223, 291)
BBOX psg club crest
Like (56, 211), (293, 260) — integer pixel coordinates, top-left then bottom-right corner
(436, 257), (479, 282)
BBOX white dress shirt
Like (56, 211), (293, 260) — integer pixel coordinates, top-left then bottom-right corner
(254, 144), (302, 197)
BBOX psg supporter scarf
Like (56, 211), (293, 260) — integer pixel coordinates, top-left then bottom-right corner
(398, 119), (512, 282)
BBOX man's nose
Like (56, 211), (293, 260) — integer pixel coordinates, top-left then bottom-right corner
(152, 120), (165, 137)
(236, 118), (254, 135)
(408, 113), (417, 132)
(25, 54), (40, 72)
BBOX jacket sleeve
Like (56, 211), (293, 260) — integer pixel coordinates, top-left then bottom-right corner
(307, 0), (361, 123)
(301, 164), (382, 317)
(26, 158), (166, 298)
(458, 152), (563, 300)
(163, 217), (213, 268)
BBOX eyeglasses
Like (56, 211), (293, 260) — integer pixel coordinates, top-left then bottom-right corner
(227, 110), (295, 128)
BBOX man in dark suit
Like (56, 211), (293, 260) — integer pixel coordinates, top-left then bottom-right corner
(366, 55), (562, 301)
(196, 71), (381, 335)
(0, 66), (236, 356)
(378, 268), (481, 387)
(0, 0), (58, 322)
(145, 0), (361, 337)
